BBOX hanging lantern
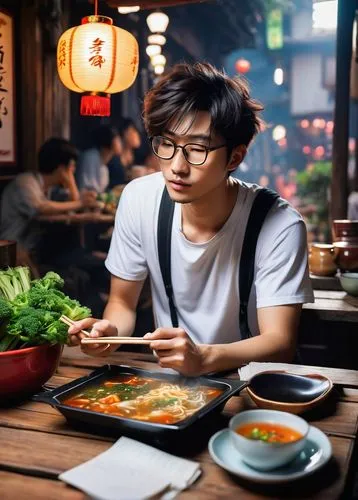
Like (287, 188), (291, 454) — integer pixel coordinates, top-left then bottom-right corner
(118, 6), (140, 14)
(146, 44), (161, 57)
(151, 54), (166, 67)
(235, 58), (251, 74)
(154, 65), (165, 76)
(146, 11), (169, 34)
(57, 14), (139, 116)
(148, 34), (166, 46)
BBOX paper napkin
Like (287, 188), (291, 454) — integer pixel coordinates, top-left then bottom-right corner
(59, 436), (201, 500)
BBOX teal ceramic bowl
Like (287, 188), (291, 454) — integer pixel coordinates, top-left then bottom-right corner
(339, 272), (358, 296)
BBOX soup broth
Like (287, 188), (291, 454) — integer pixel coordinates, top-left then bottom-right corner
(235, 422), (303, 443)
(62, 374), (223, 424)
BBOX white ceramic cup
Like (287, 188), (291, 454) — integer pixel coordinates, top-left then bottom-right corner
(229, 409), (309, 471)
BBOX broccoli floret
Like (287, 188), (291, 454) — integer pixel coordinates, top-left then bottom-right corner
(45, 320), (68, 344)
(31, 271), (64, 291)
(11, 291), (30, 315)
(0, 269), (91, 351)
(27, 287), (90, 320)
(0, 296), (13, 322)
(28, 288), (65, 312)
(7, 307), (61, 345)
(59, 297), (91, 321)
(0, 296), (14, 351)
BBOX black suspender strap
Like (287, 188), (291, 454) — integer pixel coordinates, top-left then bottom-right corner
(157, 186), (280, 337)
(239, 188), (280, 339)
(157, 186), (179, 328)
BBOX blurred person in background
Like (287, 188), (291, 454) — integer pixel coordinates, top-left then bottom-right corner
(0, 137), (97, 264)
(131, 150), (161, 179)
(76, 125), (122, 193)
(348, 166), (358, 219)
(348, 190), (358, 220)
(108, 118), (142, 188)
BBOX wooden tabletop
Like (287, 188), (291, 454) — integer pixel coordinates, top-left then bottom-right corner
(36, 212), (115, 225)
(1, 351), (358, 499)
(302, 289), (358, 322)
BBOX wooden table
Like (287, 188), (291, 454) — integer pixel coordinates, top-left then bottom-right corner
(37, 212), (115, 225)
(300, 290), (358, 369)
(1, 351), (358, 499)
(36, 212), (115, 250)
(303, 290), (358, 323)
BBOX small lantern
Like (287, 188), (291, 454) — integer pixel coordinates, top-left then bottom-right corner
(235, 58), (251, 74)
(146, 44), (161, 57)
(148, 34), (166, 46)
(146, 11), (169, 34)
(57, 15), (139, 116)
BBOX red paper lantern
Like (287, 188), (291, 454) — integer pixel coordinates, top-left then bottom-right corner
(235, 58), (251, 74)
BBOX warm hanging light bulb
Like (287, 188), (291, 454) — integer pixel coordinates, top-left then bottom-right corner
(154, 65), (165, 75)
(146, 11), (169, 33)
(118, 6), (140, 14)
(151, 54), (166, 66)
(274, 67), (284, 85)
(272, 125), (286, 141)
(148, 34), (166, 46)
(146, 45), (161, 57)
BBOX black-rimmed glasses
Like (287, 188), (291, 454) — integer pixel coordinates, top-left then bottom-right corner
(150, 135), (227, 166)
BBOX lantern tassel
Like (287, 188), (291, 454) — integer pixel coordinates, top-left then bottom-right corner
(80, 93), (111, 117)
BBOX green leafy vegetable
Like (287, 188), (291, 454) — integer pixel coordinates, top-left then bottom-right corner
(0, 267), (91, 352)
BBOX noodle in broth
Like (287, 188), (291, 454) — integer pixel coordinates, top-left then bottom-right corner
(63, 375), (223, 424)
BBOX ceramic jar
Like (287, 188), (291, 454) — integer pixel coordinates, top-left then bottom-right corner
(309, 243), (338, 276)
(333, 242), (358, 272)
(332, 220), (358, 244)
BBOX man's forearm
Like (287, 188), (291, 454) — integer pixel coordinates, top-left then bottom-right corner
(66, 176), (81, 201)
(103, 299), (137, 337)
(200, 333), (296, 374)
(38, 200), (83, 215)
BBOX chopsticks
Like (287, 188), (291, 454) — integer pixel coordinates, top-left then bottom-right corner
(60, 315), (90, 337)
(81, 338), (152, 345)
(60, 315), (152, 345)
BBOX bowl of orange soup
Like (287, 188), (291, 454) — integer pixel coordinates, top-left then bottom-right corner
(229, 410), (309, 471)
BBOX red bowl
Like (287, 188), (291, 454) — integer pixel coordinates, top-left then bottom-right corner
(0, 343), (62, 401)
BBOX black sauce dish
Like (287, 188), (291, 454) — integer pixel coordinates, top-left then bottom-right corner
(246, 371), (333, 414)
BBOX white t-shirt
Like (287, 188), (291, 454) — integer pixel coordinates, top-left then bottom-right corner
(0, 172), (46, 250)
(348, 191), (358, 220)
(105, 173), (314, 345)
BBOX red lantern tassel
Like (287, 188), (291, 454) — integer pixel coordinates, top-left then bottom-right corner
(80, 93), (111, 117)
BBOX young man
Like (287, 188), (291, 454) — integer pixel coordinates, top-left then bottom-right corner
(76, 125), (122, 193)
(0, 137), (97, 259)
(68, 63), (314, 376)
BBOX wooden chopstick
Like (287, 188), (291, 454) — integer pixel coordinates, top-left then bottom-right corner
(81, 338), (152, 345)
(60, 315), (152, 344)
(60, 315), (90, 337)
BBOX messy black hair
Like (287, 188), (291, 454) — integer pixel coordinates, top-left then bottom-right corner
(143, 62), (264, 149)
(92, 125), (120, 150)
(38, 138), (78, 174)
(117, 117), (141, 136)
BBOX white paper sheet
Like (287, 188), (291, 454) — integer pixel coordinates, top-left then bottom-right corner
(59, 436), (201, 500)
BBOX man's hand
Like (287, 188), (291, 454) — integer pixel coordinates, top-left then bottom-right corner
(68, 318), (118, 357)
(144, 328), (206, 376)
(80, 189), (99, 209)
(58, 166), (75, 188)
